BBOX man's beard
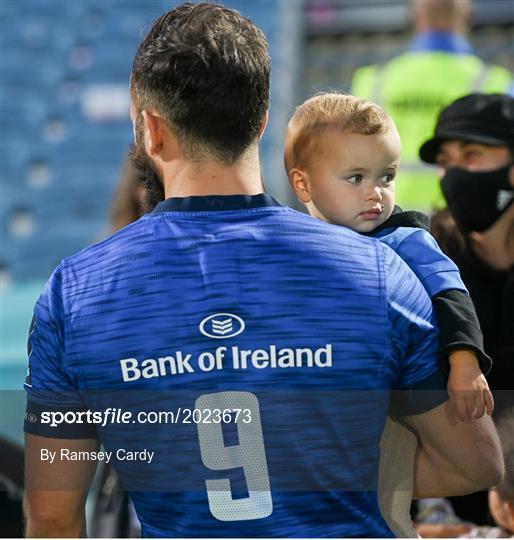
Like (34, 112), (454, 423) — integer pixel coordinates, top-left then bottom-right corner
(128, 141), (165, 212)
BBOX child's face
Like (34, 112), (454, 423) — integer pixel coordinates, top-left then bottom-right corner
(291, 127), (401, 233)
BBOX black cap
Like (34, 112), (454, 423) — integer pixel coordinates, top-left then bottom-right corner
(419, 93), (514, 164)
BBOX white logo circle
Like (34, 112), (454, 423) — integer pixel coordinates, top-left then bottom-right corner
(199, 313), (245, 339)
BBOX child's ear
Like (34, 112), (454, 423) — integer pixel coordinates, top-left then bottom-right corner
(288, 168), (311, 204)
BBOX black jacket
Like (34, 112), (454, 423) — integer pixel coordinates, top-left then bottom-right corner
(440, 237), (514, 412)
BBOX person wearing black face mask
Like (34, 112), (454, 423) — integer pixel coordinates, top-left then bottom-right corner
(419, 92), (514, 526)
(440, 164), (513, 235)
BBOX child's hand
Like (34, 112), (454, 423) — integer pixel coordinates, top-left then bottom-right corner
(447, 350), (494, 422)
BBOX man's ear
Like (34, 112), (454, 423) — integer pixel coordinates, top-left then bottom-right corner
(141, 110), (164, 156)
(288, 168), (311, 204)
(258, 111), (269, 141)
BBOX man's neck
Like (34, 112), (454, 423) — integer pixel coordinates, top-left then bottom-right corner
(161, 148), (264, 199)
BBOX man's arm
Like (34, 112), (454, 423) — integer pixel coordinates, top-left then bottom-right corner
(404, 400), (504, 499)
(382, 244), (503, 499)
(24, 434), (99, 538)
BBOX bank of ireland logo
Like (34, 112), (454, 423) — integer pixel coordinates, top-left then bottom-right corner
(199, 313), (245, 339)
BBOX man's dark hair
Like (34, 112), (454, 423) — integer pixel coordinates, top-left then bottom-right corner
(131, 2), (270, 164)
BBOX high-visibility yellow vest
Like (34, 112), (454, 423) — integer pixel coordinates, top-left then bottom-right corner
(351, 52), (512, 212)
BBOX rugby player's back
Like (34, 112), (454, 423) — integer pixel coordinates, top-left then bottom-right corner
(26, 195), (439, 537)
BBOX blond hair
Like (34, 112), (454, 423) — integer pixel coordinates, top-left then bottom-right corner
(284, 92), (392, 173)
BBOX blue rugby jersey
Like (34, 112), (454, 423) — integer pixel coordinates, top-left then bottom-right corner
(24, 194), (444, 538)
(373, 226), (467, 298)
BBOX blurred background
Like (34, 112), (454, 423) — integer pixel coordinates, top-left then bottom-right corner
(0, 0), (513, 455)
(0, 0), (513, 536)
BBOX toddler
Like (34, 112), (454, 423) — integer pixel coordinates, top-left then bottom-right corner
(284, 93), (494, 536)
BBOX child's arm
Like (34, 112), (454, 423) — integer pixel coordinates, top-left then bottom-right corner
(433, 289), (494, 421)
(381, 228), (494, 421)
(432, 289), (492, 375)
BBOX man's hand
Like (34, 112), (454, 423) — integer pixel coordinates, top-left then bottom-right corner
(447, 350), (494, 421)
(24, 434), (99, 538)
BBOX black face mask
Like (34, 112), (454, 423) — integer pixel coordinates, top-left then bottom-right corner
(440, 164), (514, 233)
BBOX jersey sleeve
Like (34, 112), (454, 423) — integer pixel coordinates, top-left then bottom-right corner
(394, 228), (467, 298)
(23, 262), (98, 439)
(432, 289), (492, 375)
(383, 245), (448, 416)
